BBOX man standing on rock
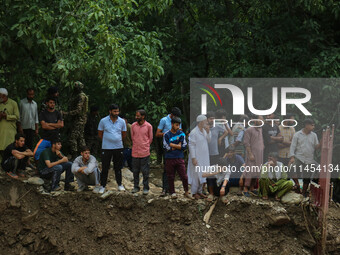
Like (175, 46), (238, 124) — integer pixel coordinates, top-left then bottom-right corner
(242, 115), (264, 197)
(163, 116), (191, 199)
(33, 98), (63, 161)
(1, 133), (33, 178)
(156, 107), (182, 196)
(131, 109), (153, 195)
(98, 104), (127, 194)
(0, 88), (20, 162)
(71, 146), (101, 193)
(289, 119), (320, 196)
(62, 81), (88, 159)
(18, 88), (39, 151)
(38, 139), (74, 192)
(188, 115), (211, 199)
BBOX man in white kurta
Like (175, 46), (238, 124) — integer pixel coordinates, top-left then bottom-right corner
(188, 115), (211, 199)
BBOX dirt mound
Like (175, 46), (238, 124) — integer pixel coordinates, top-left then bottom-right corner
(0, 177), (339, 255)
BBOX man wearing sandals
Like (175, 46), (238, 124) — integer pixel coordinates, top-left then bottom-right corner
(203, 157), (230, 203)
(1, 133), (33, 178)
(242, 115), (264, 197)
(288, 119), (320, 197)
(188, 115), (211, 199)
(259, 152), (293, 201)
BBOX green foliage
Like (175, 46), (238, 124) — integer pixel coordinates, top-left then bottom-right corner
(1, 0), (339, 162)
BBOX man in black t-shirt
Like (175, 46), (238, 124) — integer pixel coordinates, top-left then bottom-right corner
(33, 98), (64, 161)
(262, 113), (283, 162)
(38, 139), (74, 192)
(1, 133), (33, 178)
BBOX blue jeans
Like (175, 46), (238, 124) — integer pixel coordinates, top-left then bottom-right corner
(123, 148), (132, 169)
(40, 162), (74, 190)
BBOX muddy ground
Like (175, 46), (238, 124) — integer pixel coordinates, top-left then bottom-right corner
(0, 165), (339, 255)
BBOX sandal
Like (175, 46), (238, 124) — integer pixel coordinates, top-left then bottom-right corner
(242, 191), (251, 197)
(249, 190), (259, 196)
(6, 171), (18, 179)
(193, 194), (201, 200)
(207, 194), (214, 202)
(184, 193), (194, 200)
(198, 193), (207, 198)
(221, 196), (228, 204)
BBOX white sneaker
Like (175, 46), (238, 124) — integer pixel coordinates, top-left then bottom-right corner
(93, 186), (101, 194)
(118, 185), (125, 191)
(97, 186), (105, 194)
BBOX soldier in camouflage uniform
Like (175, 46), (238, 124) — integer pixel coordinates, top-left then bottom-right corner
(63, 81), (88, 159)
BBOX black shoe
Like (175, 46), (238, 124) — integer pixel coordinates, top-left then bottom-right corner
(64, 184), (75, 191)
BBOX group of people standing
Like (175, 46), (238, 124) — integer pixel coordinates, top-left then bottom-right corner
(0, 85), (333, 203)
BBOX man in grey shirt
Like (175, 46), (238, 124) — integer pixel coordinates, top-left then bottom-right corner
(207, 111), (229, 165)
(71, 146), (101, 193)
(289, 119), (321, 196)
(18, 88), (39, 150)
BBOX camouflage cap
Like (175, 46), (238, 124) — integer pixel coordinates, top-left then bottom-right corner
(74, 81), (84, 89)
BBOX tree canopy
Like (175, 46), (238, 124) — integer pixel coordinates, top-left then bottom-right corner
(1, 0), (339, 161)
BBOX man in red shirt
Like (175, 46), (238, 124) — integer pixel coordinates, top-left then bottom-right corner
(131, 109), (153, 195)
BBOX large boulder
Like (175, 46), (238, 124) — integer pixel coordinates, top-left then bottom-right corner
(281, 191), (303, 205)
(27, 177), (44, 186)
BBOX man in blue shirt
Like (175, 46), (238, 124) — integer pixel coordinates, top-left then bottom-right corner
(97, 104), (127, 194)
(163, 117), (190, 199)
(155, 107), (182, 196)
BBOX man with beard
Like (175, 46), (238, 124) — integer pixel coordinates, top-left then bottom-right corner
(1, 133), (33, 178)
(62, 81), (88, 159)
(97, 104), (127, 194)
(33, 98), (64, 161)
(18, 88), (39, 150)
(0, 88), (20, 162)
(188, 115), (211, 199)
(242, 115), (265, 197)
(207, 111), (229, 165)
(289, 119), (320, 196)
(131, 109), (153, 195)
(40, 86), (61, 113)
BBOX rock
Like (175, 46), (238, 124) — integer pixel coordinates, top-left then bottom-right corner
(22, 234), (35, 246)
(185, 243), (220, 255)
(122, 168), (134, 182)
(151, 178), (162, 188)
(21, 210), (39, 223)
(206, 224), (211, 229)
(267, 214), (291, 226)
(281, 191), (303, 205)
(100, 190), (114, 200)
(27, 177), (44, 186)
